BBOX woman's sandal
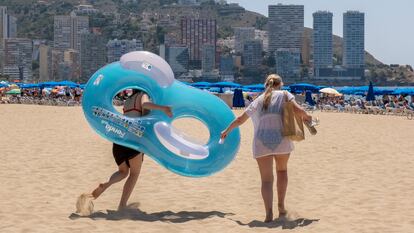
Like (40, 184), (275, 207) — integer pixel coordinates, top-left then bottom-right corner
(304, 117), (319, 135)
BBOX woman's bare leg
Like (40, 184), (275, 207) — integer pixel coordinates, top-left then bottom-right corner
(256, 156), (274, 222)
(274, 154), (290, 217)
(92, 162), (129, 199)
(119, 154), (143, 210)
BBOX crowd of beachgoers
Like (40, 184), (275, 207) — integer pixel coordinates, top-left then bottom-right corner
(311, 95), (414, 117)
(0, 86), (83, 106)
(1, 82), (413, 119)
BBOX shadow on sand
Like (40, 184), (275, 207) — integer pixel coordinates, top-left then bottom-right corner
(234, 216), (319, 230)
(69, 203), (234, 223)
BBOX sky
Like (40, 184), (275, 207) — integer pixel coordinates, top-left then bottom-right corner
(228, 0), (414, 66)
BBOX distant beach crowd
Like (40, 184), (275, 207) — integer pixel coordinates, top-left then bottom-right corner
(1, 84), (413, 120)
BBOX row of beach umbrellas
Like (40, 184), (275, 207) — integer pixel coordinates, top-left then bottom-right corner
(187, 81), (414, 96)
(2, 79), (413, 96)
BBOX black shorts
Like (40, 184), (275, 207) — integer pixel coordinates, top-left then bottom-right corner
(112, 144), (143, 167)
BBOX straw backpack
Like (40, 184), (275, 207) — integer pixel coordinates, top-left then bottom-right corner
(282, 91), (305, 141)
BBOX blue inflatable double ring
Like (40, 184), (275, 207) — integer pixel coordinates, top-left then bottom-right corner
(82, 51), (240, 177)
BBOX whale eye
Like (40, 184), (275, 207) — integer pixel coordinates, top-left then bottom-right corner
(120, 51), (175, 88)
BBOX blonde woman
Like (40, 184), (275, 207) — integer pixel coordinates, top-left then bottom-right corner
(221, 74), (312, 222)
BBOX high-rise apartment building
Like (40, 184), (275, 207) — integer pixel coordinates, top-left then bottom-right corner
(39, 45), (52, 82)
(165, 45), (189, 76)
(243, 40), (262, 68)
(2, 38), (33, 81)
(0, 6), (6, 40)
(275, 48), (301, 79)
(219, 55), (234, 81)
(313, 11), (333, 77)
(80, 33), (106, 82)
(219, 55), (234, 75)
(0, 6), (17, 39)
(181, 18), (217, 69)
(202, 44), (215, 72)
(106, 39), (143, 63)
(62, 49), (80, 82)
(268, 4), (304, 54)
(53, 12), (89, 52)
(51, 50), (63, 81)
(234, 27), (255, 54)
(343, 11), (365, 72)
(0, 6), (17, 75)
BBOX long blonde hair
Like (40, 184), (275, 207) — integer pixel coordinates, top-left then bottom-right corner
(262, 74), (283, 111)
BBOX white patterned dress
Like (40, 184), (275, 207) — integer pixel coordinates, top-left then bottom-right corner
(245, 90), (295, 159)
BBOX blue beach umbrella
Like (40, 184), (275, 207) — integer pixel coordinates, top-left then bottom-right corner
(211, 82), (242, 88)
(392, 88), (414, 95)
(366, 82), (375, 101)
(39, 81), (60, 88)
(191, 82), (212, 88)
(244, 84), (265, 91)
(305, 91), (315, 106)
(56, 80), (79, 87)
(20, 84), (40, 89)
(289, 83), (319, 93)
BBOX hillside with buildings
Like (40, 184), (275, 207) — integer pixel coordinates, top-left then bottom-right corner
(0, 0), (413, 85)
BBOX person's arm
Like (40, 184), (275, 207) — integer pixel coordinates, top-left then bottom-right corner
(292, 99), (312, 122)
(140, 94), (173, 118)
(220, 112), (250, 140)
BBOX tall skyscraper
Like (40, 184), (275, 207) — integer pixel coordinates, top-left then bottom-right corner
(6, 14), (17, 38)
(181, 18), (217, 69)
(234, 27), (255, 54)
(313, 11), (333, 77)
(0, 6), (17, 75)
(243, 40), (263, 68)
(165, 45), (189, 76)
(53, 12), (89, 52)
(53, 12), (88, 81)
(39, 45), (52, 82)
(219, 55), (234, 81)
(0, 6), (17, 39)
(220, 55), (234, 75)
(80, 33), (106, 82)
(202, 44), (215, 72)
(107, 39), (143, 63)
(275, 48), (301, 79)
(268, 4), (304, 54)
(0, 6), (6, 39)
(343, 11), (365, 74)
(62, 49), (80, 82)
(51, 49), (63, 81)
(2, 38), (33, 81)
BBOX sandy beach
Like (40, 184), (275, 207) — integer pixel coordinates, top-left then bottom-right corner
(0, 104), (413, 233)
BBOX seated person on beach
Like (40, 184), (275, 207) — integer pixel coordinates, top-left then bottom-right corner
(89, 89), (173, 211)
